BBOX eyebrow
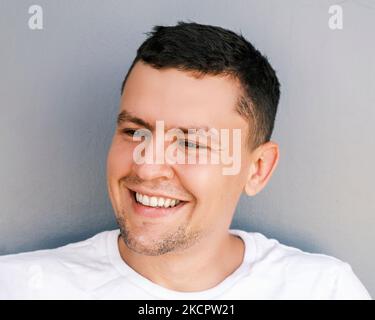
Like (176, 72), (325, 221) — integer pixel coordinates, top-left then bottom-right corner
(117, 110), (153, 130)
(116, 110), (212, 134)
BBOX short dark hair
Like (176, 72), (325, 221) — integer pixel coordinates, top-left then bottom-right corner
(121, 21), (280, 150)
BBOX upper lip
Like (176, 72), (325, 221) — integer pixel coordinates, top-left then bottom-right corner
(127, 186), (188, 202)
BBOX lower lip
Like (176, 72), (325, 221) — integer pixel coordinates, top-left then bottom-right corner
(129, 190), (188, 218)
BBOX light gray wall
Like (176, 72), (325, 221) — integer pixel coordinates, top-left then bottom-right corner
(0, 0), (374, 297)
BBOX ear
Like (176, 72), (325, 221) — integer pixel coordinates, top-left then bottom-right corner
(244, 141), (279, 196)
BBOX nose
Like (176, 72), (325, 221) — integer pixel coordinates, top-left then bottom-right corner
(133, 162), (175, 181)
(132, 133), (175, 181)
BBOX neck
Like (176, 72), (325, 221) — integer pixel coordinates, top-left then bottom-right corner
(117, 230), (245, 292)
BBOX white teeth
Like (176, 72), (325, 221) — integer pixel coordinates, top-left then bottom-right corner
(157, 198), (165, 207)
(142, 195), (149, 206)
(163, 198), (171, 208)
(150, 196), (158, 207)
(135, 192), (181, 208)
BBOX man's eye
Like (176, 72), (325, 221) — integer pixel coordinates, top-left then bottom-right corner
(121, 129), (146, 138)
(178, 140), (206, 149)
(121, 129), (135, 136)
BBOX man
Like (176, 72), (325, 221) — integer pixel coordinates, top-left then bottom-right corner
(0, 22), (371, 299)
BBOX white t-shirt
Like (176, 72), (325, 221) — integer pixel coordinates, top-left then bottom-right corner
(0, 229), (371, 300)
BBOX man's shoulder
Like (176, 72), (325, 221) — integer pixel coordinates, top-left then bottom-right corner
(0, 229), (120, 299)
(0, 229), (119, 273)
(231, 229), (371, 299)
(237, 229), (347, 272)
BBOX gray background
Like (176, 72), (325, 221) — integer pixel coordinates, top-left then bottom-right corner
(0, 0), (374, 297)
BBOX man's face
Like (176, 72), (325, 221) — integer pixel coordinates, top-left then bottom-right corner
(106, 61), (253, 256)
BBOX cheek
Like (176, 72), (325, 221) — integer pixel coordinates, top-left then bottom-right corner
(175, 163), (230, 208)
(107, 140), (134, 178)
(176, 164), (244, 219)
(176, 162), (216, 187)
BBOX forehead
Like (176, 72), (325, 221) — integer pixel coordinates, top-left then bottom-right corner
(120, 62), (247, 130)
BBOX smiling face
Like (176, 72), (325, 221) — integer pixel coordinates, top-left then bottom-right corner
(106, 61), (255, 256)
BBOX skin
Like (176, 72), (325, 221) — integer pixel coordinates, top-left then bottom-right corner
(106, 61), (279, 292)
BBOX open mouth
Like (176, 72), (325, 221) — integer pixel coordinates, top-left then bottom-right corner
(128, 189), (188, 218)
